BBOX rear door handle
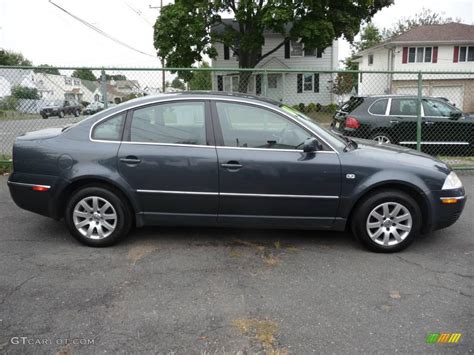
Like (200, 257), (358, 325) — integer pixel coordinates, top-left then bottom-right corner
(424, 121), (435, 125)
(389, 120), (399, 124)
(120, 156), (141, 165)
(221, 161), (242, 170)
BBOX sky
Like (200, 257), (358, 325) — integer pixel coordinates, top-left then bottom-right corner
(0, 0), (473, 69)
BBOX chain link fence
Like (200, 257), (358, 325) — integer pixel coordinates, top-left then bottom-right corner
(0, 66), (473, 169)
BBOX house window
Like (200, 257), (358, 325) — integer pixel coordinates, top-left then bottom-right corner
(368, 54), (374, 65)
(268, 74), (278, 89)
(64, 77), (72, 85)
(304, 47), (316, 57)
(317, 48), (324, 58)
(459, 46), (474, 62)
(231, 76), (239, 92)
(223, 76), (231, 91)
(291, 40), (303, 56)
(408, 47), (433, 63)
(73, 79), (80, 85)
(303, 73), (313, 91)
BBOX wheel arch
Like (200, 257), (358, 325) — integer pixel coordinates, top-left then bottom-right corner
(346, 181), (432, 234)
(56, 176), (140, 226)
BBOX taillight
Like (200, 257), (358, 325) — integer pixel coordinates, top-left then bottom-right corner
(345, 116), (360, 129)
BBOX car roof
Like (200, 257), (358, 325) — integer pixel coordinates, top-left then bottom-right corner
(118, 91), (282, 108)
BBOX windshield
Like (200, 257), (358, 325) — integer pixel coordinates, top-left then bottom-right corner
(279, 104), (348, 148)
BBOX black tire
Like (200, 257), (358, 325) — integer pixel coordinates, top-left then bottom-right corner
(64, 186), (132, 247)
(58, 111), (65, 118)
(41, 114), (48, 119)
(74, 109), (80, 117)
(351, 189), (421, 253)
(370, 131), (394, 145)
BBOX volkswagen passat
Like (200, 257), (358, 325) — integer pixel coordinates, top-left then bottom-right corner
(7, 92), (466, 252)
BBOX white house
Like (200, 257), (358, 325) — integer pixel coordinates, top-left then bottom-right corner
(33, 72), (96, 103)
(0, 69), (37, 98)
(354, 23), (474, 111)
(211, 19), (339, 106)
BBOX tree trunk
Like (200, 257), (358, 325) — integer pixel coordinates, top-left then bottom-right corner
(237, 51), (259, 93)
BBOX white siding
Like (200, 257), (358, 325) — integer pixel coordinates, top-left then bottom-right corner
(211, 34), (338, 105)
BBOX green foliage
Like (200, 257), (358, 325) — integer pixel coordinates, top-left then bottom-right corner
(0, 49), (32, 66)
(170, 77), (185, 90)
(72, 69), (97, 81)
(105, 74), (127, 81)
(188, 62), (212, 90)
(34, 64), (60, 75)
(353, 23), (383, 53)
(153, 0), (393, 82)
(11, 86), (40, 100)
(122, 93), (142, 102)
(382, 8), (461, 38)
(324, 103), (339, 114)
(329, 72), (355, 96)
(0, 96), (17, 110)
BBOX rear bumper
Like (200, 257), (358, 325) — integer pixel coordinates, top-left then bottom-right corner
(8, 173), (63, 219)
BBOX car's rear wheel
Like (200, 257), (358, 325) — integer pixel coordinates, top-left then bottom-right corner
(352, 189), (421, 252)
(371, 132), (393, 145)
(41, 114), (48, 119)
(74, 109), (80, 117)
(58, 111), (65, 118)
(65, 186), (132, 247)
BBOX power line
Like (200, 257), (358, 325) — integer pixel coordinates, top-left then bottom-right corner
(124, 2), (153, 26)
(49, 0), (156, 58)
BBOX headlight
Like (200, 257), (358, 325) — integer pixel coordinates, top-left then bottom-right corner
(442, 171), (463, 190)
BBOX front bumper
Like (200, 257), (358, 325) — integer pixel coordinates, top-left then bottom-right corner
(430, 188), (466, 231)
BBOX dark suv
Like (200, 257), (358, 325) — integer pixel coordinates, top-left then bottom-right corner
(331, 96), (473, 154)
(40, 100), (82, 119)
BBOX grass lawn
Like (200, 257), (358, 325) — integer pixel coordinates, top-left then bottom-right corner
(0, 111), (42, 121)
(0, 156), (12, 175)
(304, 111), (334, 125)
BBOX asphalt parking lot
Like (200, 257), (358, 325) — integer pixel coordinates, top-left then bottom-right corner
(0, 173), (472, 354)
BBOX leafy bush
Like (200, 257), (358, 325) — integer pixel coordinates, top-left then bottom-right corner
(11, 86), (40, 100)
(306, 102), (317, 112)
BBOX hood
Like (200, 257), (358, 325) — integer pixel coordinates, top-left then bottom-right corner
(351, 138), (451, 174)
(16, 127), (64, 141)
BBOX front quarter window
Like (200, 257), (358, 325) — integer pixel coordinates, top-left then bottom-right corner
(92, 113), (126, 141)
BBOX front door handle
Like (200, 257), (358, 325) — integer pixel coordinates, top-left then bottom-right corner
(389, 120), (400, 124)
(221, 161), (243, 170)
(424, 121), (435, 125)
(120, 156), (141, 165)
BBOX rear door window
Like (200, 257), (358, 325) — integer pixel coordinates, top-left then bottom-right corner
(130, 101), (206, 145)
(389, 99), (417, 116)
(369, 99), (388, 115)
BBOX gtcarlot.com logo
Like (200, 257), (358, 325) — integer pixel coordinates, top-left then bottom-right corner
(426, 333), (462, 344)
(10, 337), (94, 345)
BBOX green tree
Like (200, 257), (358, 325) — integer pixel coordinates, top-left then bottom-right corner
(170, 77), (186, 90)
(153, 0), (393, 91)
(353, 22), (383, 53)
(189, 62), (212, 90)
(105, 74), (127, 81)
(0, 49), (32, 66)
(382, 8), (461, 38)
(11, 86), (40, 100)
(72, 68), (97, 81)
(34, 64), (60, 75)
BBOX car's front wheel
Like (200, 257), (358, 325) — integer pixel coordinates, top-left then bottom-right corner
(74, 109), (80, 117)
(65, 186), (132, 247)
(58, 111), (65, 118)
(352, 189), (421, 252)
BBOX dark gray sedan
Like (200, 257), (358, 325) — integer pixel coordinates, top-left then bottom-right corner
(7, 92), (466, 252)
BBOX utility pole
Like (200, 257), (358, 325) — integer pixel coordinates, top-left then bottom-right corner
(150, 0), (167, 93)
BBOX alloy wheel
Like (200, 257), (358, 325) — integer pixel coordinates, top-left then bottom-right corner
(72, 196), (117, 240)
(373, 135), (391, 144)
(366, 202), (412, 246)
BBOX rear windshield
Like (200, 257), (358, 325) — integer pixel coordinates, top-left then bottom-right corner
(340, 97), (364, 113)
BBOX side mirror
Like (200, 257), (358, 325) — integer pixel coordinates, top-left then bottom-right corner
(303, 137), (323, 153)
(449, 111), (462, 120)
